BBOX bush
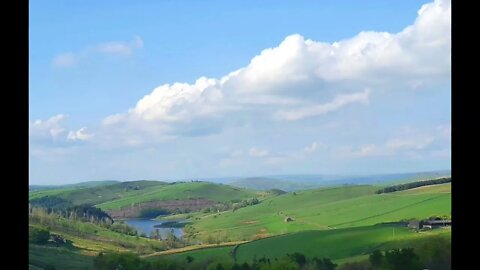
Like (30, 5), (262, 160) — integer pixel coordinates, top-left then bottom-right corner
(29, 227), (50, 245)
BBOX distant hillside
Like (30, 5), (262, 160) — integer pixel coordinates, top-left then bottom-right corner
(192, 183), (451, 241)
(96, 181), (258, 211)
(29, 180), (260, 218)
(29, 180), (120, 191)
(29, 180), (167, 205)
(267, 170), (451, 185)
(229, 177), (317, 192)
(228, 170), (451, 191)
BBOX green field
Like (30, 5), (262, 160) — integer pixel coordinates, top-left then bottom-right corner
(29, 244), (93, 270)
(96, 182), (258, 210)
(29, 180), (166, 205)
(29, 214), (166, 254)
(29, 180), (451, 269)
(161, 224), (450, 264)
(29, 181), (259, 211)
(190, 184), (451, 241)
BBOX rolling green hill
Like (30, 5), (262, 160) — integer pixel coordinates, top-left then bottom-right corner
(228, 177), (318, 192)
(96, 182), (258, 211)
(162, 224), (450, 265)
(29, 180), (167, 206)
(29, 180), (120, 191)
(29, 181), (259, 212)
(189, 183), (451, 241)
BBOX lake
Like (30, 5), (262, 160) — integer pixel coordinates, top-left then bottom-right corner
(123, 218), (184, 239)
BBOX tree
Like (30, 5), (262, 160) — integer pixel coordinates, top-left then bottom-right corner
(312, 257), (337, 270)
(185, 255), (194, 264)
(384, 248), (421, 270)
(288, 252), (307, 268)
(29, 227), (50, 245)
(369, 250), (384, 269)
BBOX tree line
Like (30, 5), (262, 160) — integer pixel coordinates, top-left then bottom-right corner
(94, 251), (338, 270)
(29, 196), (113, 225)
(375, 177), (451, 194)
(202, 197), (260, 214)
(92, 237), (450, 270)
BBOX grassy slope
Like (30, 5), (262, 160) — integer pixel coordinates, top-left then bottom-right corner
(29, 180), (166, 205)
(29, 244), (94, 270)
(29, 216), (166, 255)
(229, 177), (318, 192)
(96, 182), (257, 210)
(29, 181), (258, 211)
(191, 184), (451, 241)
(162, 225), (450, 264)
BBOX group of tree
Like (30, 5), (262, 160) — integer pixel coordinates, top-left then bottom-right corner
(202, 197), (260, 213)
(139, 208), (171, 219)
(93, 251), (337, 270)
(232, 198), (260, 212)
(368, 248), (421, 270)
(29, 196), (113, 225)
(109, 220), (138, 236)
(29, 226), (73, 247)
(375, 177), (451, 194)
(29, 226), (51, 245)
(365, 243), (450, 270)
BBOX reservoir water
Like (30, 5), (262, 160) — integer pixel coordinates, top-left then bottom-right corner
(123, 218), (184, 239)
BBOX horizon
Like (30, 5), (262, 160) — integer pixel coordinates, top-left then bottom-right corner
(30, 0), (451, 185)
(30, 168), (451, 186)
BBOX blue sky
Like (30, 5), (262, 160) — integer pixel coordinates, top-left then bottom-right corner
(29, 0), (451, 184)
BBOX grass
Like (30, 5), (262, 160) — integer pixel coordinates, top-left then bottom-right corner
(30, 181), (259, 211)
(29, 180), (166, 205)
(96, 182), (257, 210)
(29, 213), (167, 255)
(29, 244), (94, 270)
(190, 184), (451, 241)
(160, 224), (450, 264)
(29, 181), (451, 268)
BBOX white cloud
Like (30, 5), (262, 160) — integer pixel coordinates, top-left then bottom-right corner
(275, 89), (370, 121)
(339, 144), (381, 158)
(436, 124), (451, 140)
(97, 36), (143, 55)
(385, 137), (434, 151)
(67, 127), (94, 141)
(338, 126), (444, 158)
(52, 36), (143, 68)
(249, 147), (269, 158)
(101, 0), (449, 145)
(29, 114), (67, 140)
(30, 115), (95, 145)
(52, 53), (77, 68)
(304, 142), (322, 153)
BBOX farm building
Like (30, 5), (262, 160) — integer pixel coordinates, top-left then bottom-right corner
(424, 219), (451, 227)
(284, 216), (293, 222)
(407, 220), (421, 230)
(422, 225), (432, 230)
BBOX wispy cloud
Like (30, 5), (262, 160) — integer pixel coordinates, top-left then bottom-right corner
(67, 127), (94, 141)
(52, 53), (77, 68)
(52, 36), (143, 68)
(97, 36), (143, 56)
(304, 142), (323, 154)
(29, 114), (93, 144)
(275, 89), (370, 121)
(29, 114), (67, 140)
(248, 147), (269, 158)
(336, 126), (447, 159)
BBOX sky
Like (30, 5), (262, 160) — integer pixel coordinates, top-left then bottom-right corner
(29, 0), (451, 185)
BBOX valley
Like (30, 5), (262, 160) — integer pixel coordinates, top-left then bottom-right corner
(29, 175), (451, 270)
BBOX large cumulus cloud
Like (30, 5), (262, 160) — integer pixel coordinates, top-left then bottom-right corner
(98, 0), (450, 145)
